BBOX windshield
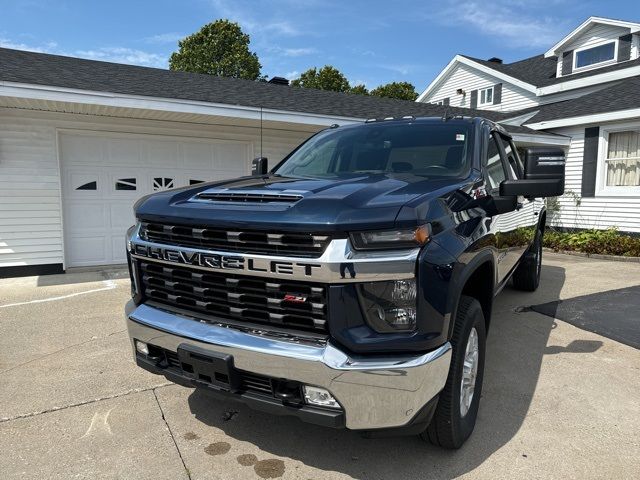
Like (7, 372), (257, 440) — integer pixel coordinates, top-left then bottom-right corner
(274, 122), (472, 178)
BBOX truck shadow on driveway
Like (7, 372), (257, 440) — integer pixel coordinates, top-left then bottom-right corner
(187, 264), (599, 478)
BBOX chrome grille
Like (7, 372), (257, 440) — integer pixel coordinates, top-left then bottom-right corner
(139, 222), (331, 258)
(139, 261), (327, 333)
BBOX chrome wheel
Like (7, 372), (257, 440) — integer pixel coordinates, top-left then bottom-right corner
(460, 327), (479, 417)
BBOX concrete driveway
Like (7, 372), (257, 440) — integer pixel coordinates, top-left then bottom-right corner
(1, 253), (639, 479)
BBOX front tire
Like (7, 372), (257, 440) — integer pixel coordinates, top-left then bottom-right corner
(512, 228), (543, 292)
(422, 295), (486, 449)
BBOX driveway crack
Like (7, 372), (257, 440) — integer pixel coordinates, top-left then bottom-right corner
(0, 329), (127, 375)
(153, 388), (192, 480)
(0, 383), (172, 423)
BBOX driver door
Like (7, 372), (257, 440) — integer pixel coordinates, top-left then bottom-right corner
(491, 133), (535, 282)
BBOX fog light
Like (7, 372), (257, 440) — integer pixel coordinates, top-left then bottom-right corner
(303, 386), (340, 409)
(135, 340), (149, 356)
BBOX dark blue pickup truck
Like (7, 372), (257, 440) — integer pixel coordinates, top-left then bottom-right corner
(125, 116), (565, 448)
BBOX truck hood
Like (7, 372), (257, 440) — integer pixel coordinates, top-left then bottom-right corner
(135, 173), (462, 232)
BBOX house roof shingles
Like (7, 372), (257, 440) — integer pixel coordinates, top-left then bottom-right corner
(0, 47), (566, 139)
(463, 54), (640, 88)
(0, 47), (508, 122)
(526, 77), (640, 124)
(462, 54), (558, 87)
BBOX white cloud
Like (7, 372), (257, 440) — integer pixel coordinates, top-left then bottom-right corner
(380, 64), (414, 76)
(426, 1), (568, 48)
(357, 49), (376, 57)
(261, 21), (300, 36)
(281, 47), (317, 57)
(352, 79), (369, 88)
(284, 70), (300, 80)
(1, 37), (168, 68)
(0, 38), (57, 53)
(74, 47), (167, 68)
(144, 32), (184, 44)
(263, 45), (317, 57)
(209, 0), (301, 36)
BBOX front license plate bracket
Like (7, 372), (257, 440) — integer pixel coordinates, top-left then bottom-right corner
(177, 343), (241, 391)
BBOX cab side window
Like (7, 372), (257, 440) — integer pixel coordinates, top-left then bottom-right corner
(498, 135), (524, 179)
(485, 134), (507, 191)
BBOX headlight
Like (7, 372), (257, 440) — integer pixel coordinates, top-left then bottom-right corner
(358, 279), (417, 332)
(125, 224), (139, 300)
(350, 225), (429, 250)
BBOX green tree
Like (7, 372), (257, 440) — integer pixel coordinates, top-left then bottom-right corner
(291, 66), (351, 92)
(349, 84), (369, 95)
(169, 19), (261, 80)
(370, 81), (418, 101)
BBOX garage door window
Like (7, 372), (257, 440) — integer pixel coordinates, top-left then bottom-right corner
(153, 177), (174, 190)
(115, 178), (137, 191)
(76, 181), (97, 191)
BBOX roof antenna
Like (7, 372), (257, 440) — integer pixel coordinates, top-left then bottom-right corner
(441, 105), (452, 122)
(260, 106), (263, 157)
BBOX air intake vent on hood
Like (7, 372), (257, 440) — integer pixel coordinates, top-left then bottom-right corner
(195, 190), (303, 203)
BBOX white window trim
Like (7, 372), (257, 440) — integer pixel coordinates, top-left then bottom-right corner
(478, 86), (494, 107)
(595, 121), (640, 197)
(572, 40), (618, 73)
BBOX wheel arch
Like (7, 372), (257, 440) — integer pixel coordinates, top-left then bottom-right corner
(537, 204), (547, 234)
(447, 251), (496, 338)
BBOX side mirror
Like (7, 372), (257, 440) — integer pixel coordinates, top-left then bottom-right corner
(447, 189), (517, 215)
(500, 147), (565, 198)
(251, 157), (268, 176)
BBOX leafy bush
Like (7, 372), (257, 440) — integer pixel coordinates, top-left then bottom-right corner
(543, 228), (640, 257)
(495, 227), (534, 248)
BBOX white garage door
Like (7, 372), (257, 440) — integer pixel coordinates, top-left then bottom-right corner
(60, 131), (251, 267)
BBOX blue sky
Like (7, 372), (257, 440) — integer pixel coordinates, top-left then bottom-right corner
(1, 0), (637, 92)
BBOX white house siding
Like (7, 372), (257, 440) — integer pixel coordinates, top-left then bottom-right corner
(0, 121), (62, 268)
(494, 201), (539, 233)
(558, 24), (631, 76)
(423, 63), (539, 112)
(548, 124), (640, 233)
(0, 108), (319, 271)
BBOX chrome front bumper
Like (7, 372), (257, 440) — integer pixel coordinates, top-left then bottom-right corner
(126, 301), (452, 430)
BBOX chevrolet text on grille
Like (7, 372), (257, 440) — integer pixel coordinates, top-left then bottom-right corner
(130, 243), (322, 276)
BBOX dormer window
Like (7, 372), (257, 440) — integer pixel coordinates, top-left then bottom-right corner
(574, 41), (617, 71)
(478, 87), (493, 106)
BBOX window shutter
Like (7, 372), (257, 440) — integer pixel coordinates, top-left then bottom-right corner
(470, 89), (478, 108)
(581, 127), (600, 197)
(618, 34), (632, 62)
(493, 83), (502, 105)
(443, 97), (450, 106)
(562, 50), (573, 75)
